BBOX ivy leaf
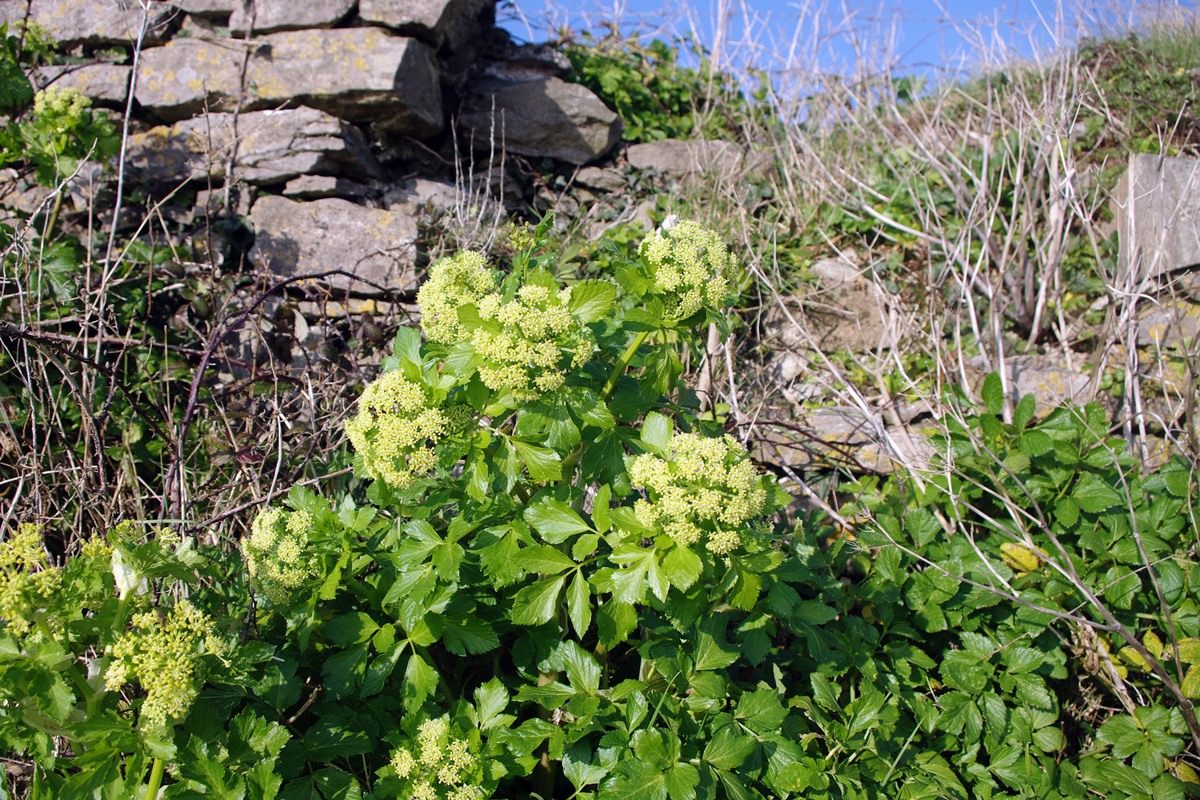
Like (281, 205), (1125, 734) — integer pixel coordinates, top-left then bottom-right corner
(569, 279), (618, 322)
(525, 498), (592, 543)
(511, 575), (567, 626)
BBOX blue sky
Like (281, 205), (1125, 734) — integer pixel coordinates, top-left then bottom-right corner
(498, 1), (1196, 83)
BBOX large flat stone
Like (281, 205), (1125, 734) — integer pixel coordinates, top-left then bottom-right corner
(459, 77), (621, 165)
(135, 38), (247, 120)
(248, 29), (442, 133)
(175, 0), (236, 14)
(230, 0), (355, 34)
(125, 107), (381, 186)
(360, 0), (488, 51)
(249, 196), (419, 294)
(0, 0), (177, 46)
(136, 30), (443, 133)
(33, 63), (130, 106)
(1117, 153), (1200, 280)
(626, 139), (744, 179)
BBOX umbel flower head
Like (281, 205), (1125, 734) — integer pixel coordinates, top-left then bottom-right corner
(417, 251), (498, 344)
(105, 599), (225, 734)
(243, 507), (319, 604)
(629, 432), (770, 554)
(471, 282), (595, 402)
(388, 717), (487, 800)
(639, 218), (735, 319)
(346, 370), (450, 489)
(0, 524), (62, 637)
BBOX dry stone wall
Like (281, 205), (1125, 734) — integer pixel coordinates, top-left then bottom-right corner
(0, 0), (625, 298)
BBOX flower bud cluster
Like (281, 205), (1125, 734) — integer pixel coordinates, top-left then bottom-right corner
(33, 86), (91, 133)
(243, 507), (318, 604)
(105, 599), (225, 733)
(472, 284), (594, 402)
(417, 251), (497, 344)
(389, 717), (486, 800)
(639, 219), (734, 319)
(0, 524), (62, 637)
(629, 433), (769, 554)
(346, 371), (450, 489)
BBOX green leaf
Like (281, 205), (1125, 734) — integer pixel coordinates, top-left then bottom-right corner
(513, 544), (576, 575)
(402, 653), (438, 710)
(392, 326), (422, 366)
(663, 763), (699, 800)
(554, 640), (601, 694)
(982, 372), (1004, 415)
(1013, 392), (1036, 430)
(525, 498), (592, 543)
(703, 727), (757, 770)
(511, 575), (567, 626)
(597, 600), (638, 647)
(592, 485), (612, 533)
(693, 620), (738, 672)
(475, 679), (512, 731)
(1055, 497), (1080, 528)
(570, 279), (618, 323)
(322, 645), (368, 700)
(513, 440), (563, 483)
(567, 570), (593, 639)
(303, 716), (372, 760)
(640, 412), (673, 456)
(736, 688), (787, 734)
(442, 616), (500, 655)
(605, 759), (667, 800)
(661, 544), (702, 591)
(1074, 473), (1122, 513)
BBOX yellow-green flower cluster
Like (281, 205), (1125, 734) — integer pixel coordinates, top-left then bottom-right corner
(346, 371), (449, 489)
(389, 718), (486, 800)
(105, 599), (225, 733)
(243, 507), (318, 604)
(33, 86), (91, 133)
(418, 251), (497, 344)
(472, 284), (594, 401)
(629, 433), (768, 554)
(639, 219), (735, 319)
(0, 524), (62, 637)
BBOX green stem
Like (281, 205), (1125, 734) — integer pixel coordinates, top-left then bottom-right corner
(43, 190), (64, 237)
(144, 756), (166, 799)
(601, 330), (650, 402)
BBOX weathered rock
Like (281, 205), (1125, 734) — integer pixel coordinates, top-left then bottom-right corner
(135, 38), (248, 120)
(575, 166), (625, 192)
(33, 63), (130, 106)
(360, 0), (488, 52)
(382, 178), (459, 213)
(126, 107), (381, 186)
(249, 196), (419, 294)
(753, 406), (933, 475)
(1117, 153), (1200, 280)
(968, 354), (1092, 417)
(136, 30), (443, 133)
(175, 0), (236, 14)
(763, 259), (901, 354)
(479, 40), (572, 82)
(1137, 297), (1200, 349)
(230, 0), (354, 35)
(459, 77), (621, 165)
(283, 175), (373, 200)
(246, 29), (442, 133)
(626, 138), (744, 179)
(0, 0), (177, 46)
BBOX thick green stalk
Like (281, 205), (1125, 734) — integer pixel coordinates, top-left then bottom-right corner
(144, 757), (166, 799)
(600, 330), (650, 402)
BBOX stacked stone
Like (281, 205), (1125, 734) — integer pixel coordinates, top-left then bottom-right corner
(0, 0), (624, 293)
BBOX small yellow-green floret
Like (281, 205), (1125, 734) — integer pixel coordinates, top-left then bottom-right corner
(629, 432), (769, 554)
(389, 716), (487, 799)
(417, 251), (497, 344)
(345, 371), (449, 489)
(0, 524), (62, 637)
(104, 599), (225, 733)
(243, 507), (318, 604)
(639, 220), (735, 319)
(471, 283), (594, 402)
